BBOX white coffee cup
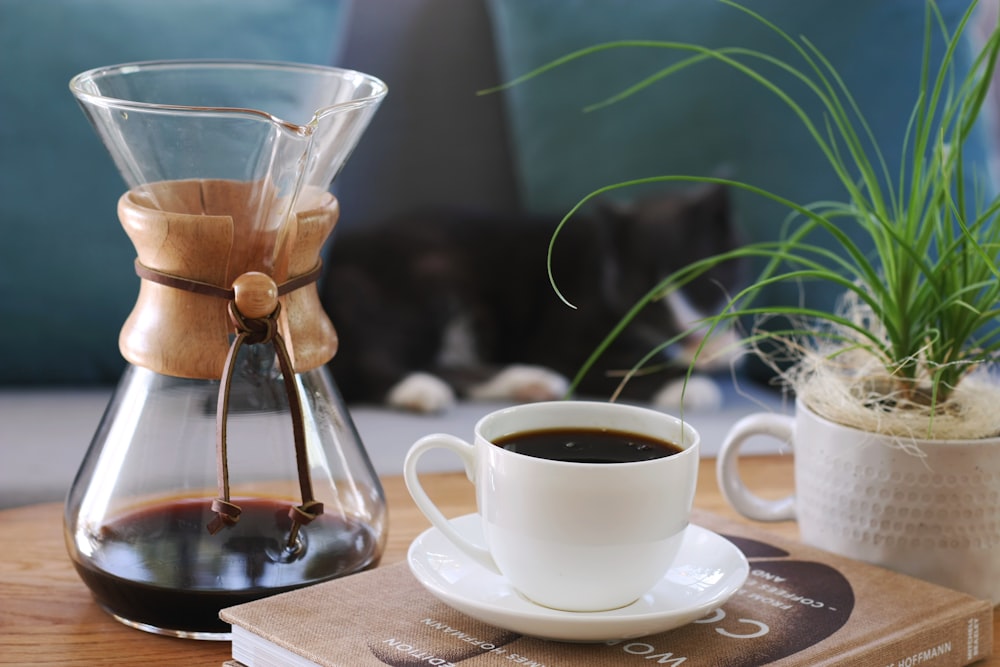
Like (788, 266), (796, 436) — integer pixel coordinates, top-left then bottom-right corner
(403, 400), (700, 612)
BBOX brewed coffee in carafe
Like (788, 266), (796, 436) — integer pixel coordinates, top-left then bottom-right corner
(64, 61), (388, 639)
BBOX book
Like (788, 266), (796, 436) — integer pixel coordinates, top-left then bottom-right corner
(220, 509), (993, 667)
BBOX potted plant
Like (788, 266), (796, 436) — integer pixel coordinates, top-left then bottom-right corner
(493, 0), (1000, 602)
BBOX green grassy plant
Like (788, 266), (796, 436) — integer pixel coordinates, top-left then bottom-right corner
(488, 0), (1000, 432)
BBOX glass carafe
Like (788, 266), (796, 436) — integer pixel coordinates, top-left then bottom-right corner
(64, 61), (388, 639)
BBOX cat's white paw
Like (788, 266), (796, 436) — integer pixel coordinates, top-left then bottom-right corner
(468, 365), (569, 403)
(386, 372), (456, 413)
(652, 374), (723, 412)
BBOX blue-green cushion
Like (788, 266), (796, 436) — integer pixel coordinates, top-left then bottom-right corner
(0, 0), (351, 385)
(486, 0), (998, 367)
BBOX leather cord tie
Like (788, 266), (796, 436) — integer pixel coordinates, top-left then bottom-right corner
(133, 261), (325, 546)
(134, 259), (323, 301)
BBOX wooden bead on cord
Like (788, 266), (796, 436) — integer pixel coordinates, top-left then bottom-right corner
(232, 272), (279, 319)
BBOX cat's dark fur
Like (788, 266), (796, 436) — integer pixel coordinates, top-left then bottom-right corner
(320, 185), (744, 412)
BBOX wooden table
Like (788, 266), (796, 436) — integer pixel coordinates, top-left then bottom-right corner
(0, 455), (996, 665)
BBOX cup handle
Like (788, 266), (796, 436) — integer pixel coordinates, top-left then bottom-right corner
(403, 434), (500, 574)
(716, 412), (797, 521)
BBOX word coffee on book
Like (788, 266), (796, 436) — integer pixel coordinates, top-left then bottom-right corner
(220, 510), (993, 667)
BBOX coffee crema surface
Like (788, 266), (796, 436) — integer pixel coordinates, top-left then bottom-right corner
(493, 427), (682, 464)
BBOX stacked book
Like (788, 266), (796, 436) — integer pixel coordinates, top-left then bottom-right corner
(220, 510), (993, 667)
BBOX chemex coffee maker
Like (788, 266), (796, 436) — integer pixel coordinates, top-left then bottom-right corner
(64, 61), (388, 639)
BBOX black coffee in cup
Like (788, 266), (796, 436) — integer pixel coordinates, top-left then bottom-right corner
(494, 427), (682, 464)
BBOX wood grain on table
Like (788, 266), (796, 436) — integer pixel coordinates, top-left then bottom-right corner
(0, 455), (994, 666)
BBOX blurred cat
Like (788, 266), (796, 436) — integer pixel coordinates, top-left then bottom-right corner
(320, 184), (745, 413)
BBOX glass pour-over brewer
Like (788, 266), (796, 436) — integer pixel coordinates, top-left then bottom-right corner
(64, 61), (388, 639)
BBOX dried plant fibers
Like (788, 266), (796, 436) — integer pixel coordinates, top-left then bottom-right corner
(747, 279), (1000, 441)
(791, 353), (1000, 442)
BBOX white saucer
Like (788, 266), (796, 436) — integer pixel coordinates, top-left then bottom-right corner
(407, 513), (749, 642)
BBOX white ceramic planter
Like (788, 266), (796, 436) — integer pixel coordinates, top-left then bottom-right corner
(718, 399), (1000, 604)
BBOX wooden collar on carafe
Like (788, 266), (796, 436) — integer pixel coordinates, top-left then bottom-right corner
(135, 261), (325, 547)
